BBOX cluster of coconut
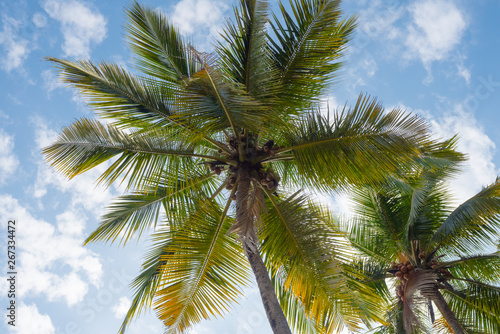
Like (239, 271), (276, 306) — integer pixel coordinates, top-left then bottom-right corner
(389, 260), (415, 301)
(395, 282), (406, 301)
(227, 136), (278, 160)
(208, 134), (282, 195)
(390, 260), (415, 281)
(208, 163), (225, 175)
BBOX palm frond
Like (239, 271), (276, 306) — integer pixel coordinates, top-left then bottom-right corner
(85, 170), (219, 245)
(269, 0), (356, 111)
(216, 0), (278, 101)
(118, 233), (175, 334)
(153, 196), (250, 333)
(349, 187), (410, 258)
(46, 57), (175, 129)
(274, 95), (431, 191)
(441, 252), (500, 284)
(173, 63), (272, 136)
(260, 190), (381, 332)
(273, 273), (321, 334)
(443, 282), (500, 333)
(125, 1), (199, 82)
(430, 178), (500, 253)
(42, 118), (217, 190)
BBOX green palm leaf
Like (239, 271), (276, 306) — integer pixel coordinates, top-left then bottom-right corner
(274, 95), (431, 191)
(216, 0), (277, 101)
(46, 57), (175, 130)
(430, 178), (500, 253)
(444, 282), (500, 333)
(260, 190), (382, 332)
(84, 170), (219, 245)
(43, 118), (218, 190)
(441, 253), (500, 283)
(125, 1), (199, 82)
(173, 63), (273, 136)
(118, 233), (174, 334)
(153, 196), (250, 333)
(269, 0), (356, 111)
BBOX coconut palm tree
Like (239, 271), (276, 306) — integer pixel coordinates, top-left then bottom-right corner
(43, 1), (460, 333)
(346, 165), (500, 333)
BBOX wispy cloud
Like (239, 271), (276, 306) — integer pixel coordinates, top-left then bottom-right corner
(43, 0), (107, 58)
(0, 16), (33, 72)
(0, 129), (20, 185)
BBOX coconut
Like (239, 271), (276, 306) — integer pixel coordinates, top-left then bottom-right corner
(403, 273), (409, 280)
(401, 266), (408, 273)
(418, 253), (425, 259)
(395, 271), (403, 278)
(407, 264), (414, 271)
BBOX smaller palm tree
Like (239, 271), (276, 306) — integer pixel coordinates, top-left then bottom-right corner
(346, 163), (500, 333)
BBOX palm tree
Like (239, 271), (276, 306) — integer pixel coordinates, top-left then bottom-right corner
(346, 164), (500, 333)
(43, 1), (458, 333)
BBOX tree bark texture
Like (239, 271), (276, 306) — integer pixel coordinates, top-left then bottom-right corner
(431, 290), (465, 334)
(236, 166), (292, 334)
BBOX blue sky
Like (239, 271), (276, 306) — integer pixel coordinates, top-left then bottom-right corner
(0, 0), (499, 333)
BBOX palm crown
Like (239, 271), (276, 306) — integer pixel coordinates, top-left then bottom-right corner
(347, 165), (500, 333)
(43, 0), (463, 333)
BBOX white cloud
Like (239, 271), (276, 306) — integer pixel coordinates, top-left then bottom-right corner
(32, 158), (117, 214)
(170, 0), (230, 49)
(0, 16), (32, 72)
(112, 296), (131, 319)
(393, 102), (497, 204)
(405, 0), (466, 66)
(0, 195), (103, 306)
(429, 106), (497, 204)
(11, 303), (55, 334)
(33, 115), (59, 149)
(43, 0), (107, 58)
(456, 62), (471, 84)
(57, 209), (86, 236)
(352, 0), (467, 83)
(0, 129), (20, 185)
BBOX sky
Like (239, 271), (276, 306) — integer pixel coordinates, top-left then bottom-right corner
(0, 0), (499, 333)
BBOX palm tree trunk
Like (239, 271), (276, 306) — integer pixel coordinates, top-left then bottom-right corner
(244, 244), (292, 334)
(431, 289), (465, 334)
(236, 167), (292, 334)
